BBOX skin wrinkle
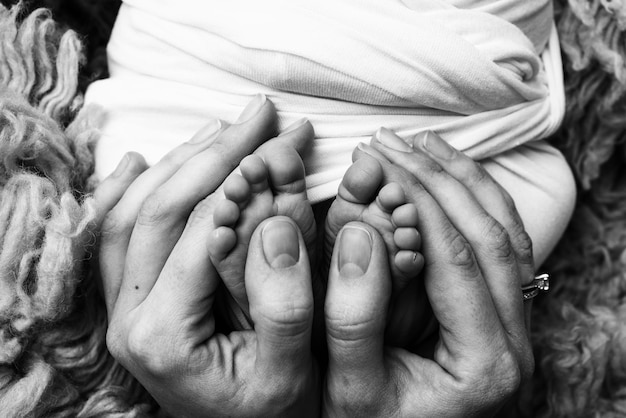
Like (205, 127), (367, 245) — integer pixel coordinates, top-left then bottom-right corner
(0, 0), (621, 415)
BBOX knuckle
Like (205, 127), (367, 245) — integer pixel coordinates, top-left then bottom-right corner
(125, 321), (176, 376)
(445, 232), (476, 270)
(189, 195), (217, 224)
(325, 306), (378, 347)
(100, 209), (133, 241)
(136, 192), (175, 227)
(257, 300), (312, 334)
(481, 216), (512, 260)
(512, 228), (534, 265)
(423, 159), (447, 180)
(465, 164), (490, 189)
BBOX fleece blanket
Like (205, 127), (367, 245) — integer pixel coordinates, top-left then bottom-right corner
(0, 0), (625, 416)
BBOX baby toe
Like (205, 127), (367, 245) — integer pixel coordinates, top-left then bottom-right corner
(376, 182), (405, 213)
(223, 173), (251, 204)
(391, 203), (419, 228)
(208, 226), (238, 260)
(394, 227), (421, 251)
(394, 250), (424, 276)
(338, 157), (384, 204)
(240, 154), (269, 193)
(213, 199), (240, 227)
(266, 145), (306, 194)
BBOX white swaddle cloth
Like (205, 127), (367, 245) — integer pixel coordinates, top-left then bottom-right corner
(86, 0), (565, 203)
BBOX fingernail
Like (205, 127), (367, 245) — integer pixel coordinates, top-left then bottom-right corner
(356, 143), (389, 162)
(188, 119), (222, 144)
(356, 142), (373, 155)
(111, 153), (131, 178)
(262, 219), (300, 268)
(278, 118), (308, 136)
(373, 127), (412, 152)
(236, 94), (267, 124)
(338, 226), (373, 278)
(421, 131), (456, 160)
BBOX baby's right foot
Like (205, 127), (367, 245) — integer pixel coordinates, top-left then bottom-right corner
(325, 157), (424, 291)
(208, 141), (316, 325)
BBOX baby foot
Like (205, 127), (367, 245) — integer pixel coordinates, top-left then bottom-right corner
(208, 143), (316, 319)
(325, 157), (423, 291)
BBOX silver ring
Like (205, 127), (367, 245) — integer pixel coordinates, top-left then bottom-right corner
(522, 273), (550, 301)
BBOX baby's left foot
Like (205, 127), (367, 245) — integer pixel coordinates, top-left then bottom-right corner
(324, 157), (424, 291)
(208, 143), (316, 318)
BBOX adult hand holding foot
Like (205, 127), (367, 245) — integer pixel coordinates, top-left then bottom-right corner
(92, 96), (319, 417)
(323, 129), (535, 417)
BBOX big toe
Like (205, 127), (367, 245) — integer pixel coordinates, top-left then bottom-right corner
(338, 156), (384, 204)
(265, 145), (307, 194)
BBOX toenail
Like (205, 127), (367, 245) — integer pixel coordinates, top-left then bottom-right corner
(262, 219), (300, 268)
(338, 226), (373, 278)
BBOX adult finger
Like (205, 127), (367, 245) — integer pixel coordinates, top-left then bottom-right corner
(369, 130), (525, 345)
(351, 148), (506, 362)
(324, 222), (390, 396)
(93, 152), (148, 316)
(149, 118), (315, 322)
(244, 217), (314, 377)
(413, 131), (535, 287)
(115, 95), (278, 315)
(413, 130), (534, 371)
(93, 152), (148, 228)
(99, 118), (225, 312)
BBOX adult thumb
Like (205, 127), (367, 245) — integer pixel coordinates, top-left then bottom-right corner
(324, 222), (391, 394)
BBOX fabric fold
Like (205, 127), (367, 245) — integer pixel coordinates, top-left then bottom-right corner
(86, 0), (564, 203)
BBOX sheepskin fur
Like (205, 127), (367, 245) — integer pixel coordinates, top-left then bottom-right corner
(0, 0), (625, 416)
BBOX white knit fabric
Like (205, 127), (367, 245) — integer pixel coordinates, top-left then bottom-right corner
(86, 0), (564, 203)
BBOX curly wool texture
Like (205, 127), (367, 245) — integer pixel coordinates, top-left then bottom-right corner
(0, 4), (151, 416)
(530, 0), (626, 416)
(1, 0), (626, 416)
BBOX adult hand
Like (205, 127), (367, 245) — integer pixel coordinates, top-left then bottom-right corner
(93, 95), (319, 417)
(323, 129), (534, 417)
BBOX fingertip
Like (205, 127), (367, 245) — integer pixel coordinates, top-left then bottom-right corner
(109, 152), (147, 179)
(353, 142), (389, 164)
(93, 152), (148, 224)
